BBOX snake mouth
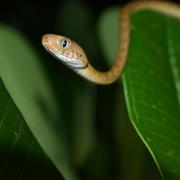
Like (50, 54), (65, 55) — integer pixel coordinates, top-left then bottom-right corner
(56, 53), (87, 69)
(46, 48), (87, 69)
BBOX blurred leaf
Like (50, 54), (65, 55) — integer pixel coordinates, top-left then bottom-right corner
(0, 79), (63, 179)
(56, 0), (98, 167)
(56, 0), (92, 40)
(72, 83), (96, 166)
(99, 7), (180, 180)
(0, 24), (77, 180)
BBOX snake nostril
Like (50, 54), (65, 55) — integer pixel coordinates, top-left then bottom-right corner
(42, 35), (50, 46)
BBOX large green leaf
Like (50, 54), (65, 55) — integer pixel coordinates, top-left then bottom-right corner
(99, 7), (180, 180)
(0, 79), (63, 179)
(0, 24), (77, 180)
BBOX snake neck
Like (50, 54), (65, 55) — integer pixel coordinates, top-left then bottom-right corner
(77, 1), (180, 85)
(73, 1), (180, 85)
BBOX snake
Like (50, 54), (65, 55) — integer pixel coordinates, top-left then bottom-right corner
(42, 1), (180, 85)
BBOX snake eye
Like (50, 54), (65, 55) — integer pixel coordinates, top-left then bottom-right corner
(61, 39), (69, 48)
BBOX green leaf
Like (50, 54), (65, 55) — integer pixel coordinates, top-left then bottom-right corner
(99, 7), (180, 180)
(0, 79), (63, 179)
(0, 24), (77, 180)
(114, 89), (162, 180)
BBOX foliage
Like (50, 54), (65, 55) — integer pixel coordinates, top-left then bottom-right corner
(0, 1), (180, 180)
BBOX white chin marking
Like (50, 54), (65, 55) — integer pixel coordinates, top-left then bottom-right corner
(53, 51), (86, 69)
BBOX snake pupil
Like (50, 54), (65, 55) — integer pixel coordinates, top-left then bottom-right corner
(61, 39), (68, 48)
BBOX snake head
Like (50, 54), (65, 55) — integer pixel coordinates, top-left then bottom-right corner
(42, 34), (88, 69)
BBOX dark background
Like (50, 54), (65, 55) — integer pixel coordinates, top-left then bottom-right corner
(0, 0), (178, 179)
(0, 0), (177, 46)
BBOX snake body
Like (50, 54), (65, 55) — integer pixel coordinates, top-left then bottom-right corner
(42, 1), (180, 85)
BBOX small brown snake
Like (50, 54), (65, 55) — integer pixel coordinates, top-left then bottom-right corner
(42, 1), (180, 85)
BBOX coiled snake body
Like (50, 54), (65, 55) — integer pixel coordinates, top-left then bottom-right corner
(42, 1), (180, 85)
